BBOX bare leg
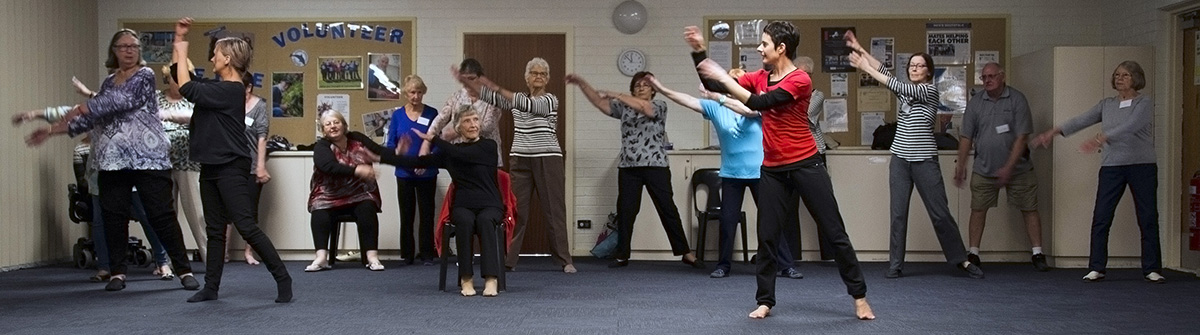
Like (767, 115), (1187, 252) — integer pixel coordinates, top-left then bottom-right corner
(967, 209), (988, 249)
(748, 305), (771, 319)
(223, 224), (234, 263)
(1022, 210), (1043, 247)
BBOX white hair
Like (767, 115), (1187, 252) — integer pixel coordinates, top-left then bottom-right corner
(525, 57), (549, 77)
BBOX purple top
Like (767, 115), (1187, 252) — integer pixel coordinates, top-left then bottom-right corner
(67, 67), (171, 171)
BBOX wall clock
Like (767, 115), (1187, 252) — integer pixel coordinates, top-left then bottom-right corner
(617, 49), (646, 77)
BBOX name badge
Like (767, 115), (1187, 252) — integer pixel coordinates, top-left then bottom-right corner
(1119, 99), (1132, 108)
(417, 116), (431, 126)
(995, 124), (1010, 134)
(244, 116), (254, 127)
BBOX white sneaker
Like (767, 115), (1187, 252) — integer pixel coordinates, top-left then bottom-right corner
(1082, 271), (1105, 282)
(1145, 272), (1166, 283)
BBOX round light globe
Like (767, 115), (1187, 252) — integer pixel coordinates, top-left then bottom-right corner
(612, 0), (647, 34)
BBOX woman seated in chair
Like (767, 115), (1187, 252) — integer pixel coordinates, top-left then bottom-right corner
(307, 110), (392, 272)
(393, 105), (504, 297)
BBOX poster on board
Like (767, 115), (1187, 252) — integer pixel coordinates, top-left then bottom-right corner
(271, 72), (304, 118)
(934, 66), (968, 114)
(315, 94), (350, 138)
(870, 37), (895, 70)
(926, 23), (971, 65)
(821, 27), (856, 72)
(139, 31), (174, 64)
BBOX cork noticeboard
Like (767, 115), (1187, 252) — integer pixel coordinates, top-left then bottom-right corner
(123, 19), (416, 144)
(703, 16), (1008, 147)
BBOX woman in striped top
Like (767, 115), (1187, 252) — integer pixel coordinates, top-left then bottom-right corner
(846, 31), (982, 280)
(456, 58), (575, 274)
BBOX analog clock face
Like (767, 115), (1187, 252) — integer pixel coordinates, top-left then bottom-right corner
(618, 49), (646, 76)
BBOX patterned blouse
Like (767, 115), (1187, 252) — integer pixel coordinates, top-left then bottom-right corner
(66, 67), (171, 171)
(308, 132), (384, 212)
(608, 99), (669, 168)
(158, 91), (200, 172)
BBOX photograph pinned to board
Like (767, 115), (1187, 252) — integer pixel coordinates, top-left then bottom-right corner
(271, 72), (304, 118)
(734, 20), (766, 46)
(138, 31), (174, 63)
(362, 108), (392, 139)
(823, 98), (849, 132)
(974, 51), (999, 85)
(366, 53), (402, 101)
(859, 73), (880, 87)
(315, 94), (350, 138)
(934, 66), (968, 114)
(830, 73), (848, 97)
(870, 37), (895, 70)
(821, 27), (856, 72)
(926, 22), (971, 65)
(318, 56), (364, 89)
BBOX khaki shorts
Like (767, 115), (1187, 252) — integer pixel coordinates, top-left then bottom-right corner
(970, 169), (1038, 211)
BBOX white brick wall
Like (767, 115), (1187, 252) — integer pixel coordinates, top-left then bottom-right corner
(95, 0), (1117, 251)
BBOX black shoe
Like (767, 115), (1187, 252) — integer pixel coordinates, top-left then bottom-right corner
(607, 259), (629, 268)
(967, 253), (982, 268)
(777, 267), (804, 279)
(682, 256), (705, 269)
(180, 274), (200, 290)
(885, 268), (902, 279)
(1032, 254), (1050, 272)
(709, 268), (729, 278)
(104, 277), (125, 291)
(960, 262), (985, 279)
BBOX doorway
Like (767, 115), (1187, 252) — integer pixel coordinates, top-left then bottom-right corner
(463, 33), (568, 256)
(1180, 10), (1200, 271)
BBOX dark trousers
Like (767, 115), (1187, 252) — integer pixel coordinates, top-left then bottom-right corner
(397, 177), (436, 261)
(1090, 164), (1161, 274)
(451, 207), (503, 277)
(507, 156), (571, 268)
(756, 157), (866, 307)
(311, 200), (381, 251)
(716, 178), (796, 271)
(888, 156), (968, 270)
(615, 167), (691, 260)
(199, 157), (290, 291)
(97, 169), (192, 276)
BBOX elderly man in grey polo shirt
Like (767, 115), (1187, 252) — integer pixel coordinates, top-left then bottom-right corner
(953, 62), (1049, 272)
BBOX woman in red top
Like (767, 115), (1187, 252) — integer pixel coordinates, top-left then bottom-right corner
(689, 21), (874, 320)
(306, 111), (392, 272)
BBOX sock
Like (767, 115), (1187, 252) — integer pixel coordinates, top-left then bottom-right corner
(969, 247), (980, 255)
(187, 289), (219, 303)
(1032, 247), (1043, 255)
(276, 278), (293, 303)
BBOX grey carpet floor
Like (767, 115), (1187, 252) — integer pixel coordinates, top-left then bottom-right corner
(0, 257), (1196, 334)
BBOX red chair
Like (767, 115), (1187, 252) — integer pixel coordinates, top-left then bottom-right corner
(435, 170), (516, 292)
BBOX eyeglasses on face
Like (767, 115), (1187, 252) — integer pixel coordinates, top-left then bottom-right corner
(112, 44), (140, 51)
(528, 71), (549, 78)
(980, 74), (1001, 80)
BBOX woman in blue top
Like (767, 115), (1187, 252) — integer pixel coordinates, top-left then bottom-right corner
(385, 75), (440, 265)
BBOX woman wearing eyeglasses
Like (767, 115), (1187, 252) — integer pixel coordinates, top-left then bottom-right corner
(845, 31), (982, 280)
(565, 72), (702, 270)
(1030, 61), (1164, 284)
(457, 58), (575, 274)
(23, 29), (200, 293)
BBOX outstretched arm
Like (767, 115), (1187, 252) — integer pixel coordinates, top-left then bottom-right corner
(645, 75), (702, 113)
(173, 17), (194, 87)
(564, 73), (614, 116)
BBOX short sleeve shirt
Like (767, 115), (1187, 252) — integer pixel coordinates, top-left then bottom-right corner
(701, 100), (762, 179)
(608, 99), (669, 168)
(961, 86), (1033, 177)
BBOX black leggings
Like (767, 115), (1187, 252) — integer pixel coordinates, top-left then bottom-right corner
(451, 206), (503, 278)
(199, 157), (289, 291)
(97, 169), (192, 276)
(397, 177), (436, 260)
(311, 200), (380, 251)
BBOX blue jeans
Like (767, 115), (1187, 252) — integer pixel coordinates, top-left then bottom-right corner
(716, 178), (796, 272)
(90, 193), (169, 271)
(1089, 164), (1161, 275)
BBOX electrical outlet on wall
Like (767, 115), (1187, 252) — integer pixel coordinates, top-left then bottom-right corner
(577, 220), (592, 229)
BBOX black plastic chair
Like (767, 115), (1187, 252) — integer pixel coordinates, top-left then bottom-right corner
(690, 168), (748, 263)
(438, 220), (507, 292)
(327, 214), (366, 267)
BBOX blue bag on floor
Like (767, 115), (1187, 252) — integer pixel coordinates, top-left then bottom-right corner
(590, 230), (618, 259)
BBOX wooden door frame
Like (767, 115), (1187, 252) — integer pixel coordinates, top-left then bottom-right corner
(456, 26), (578, 254)
(1165, 1), (1200, 272)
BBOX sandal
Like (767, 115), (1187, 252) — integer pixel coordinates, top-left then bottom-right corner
(153, 265), (175, 280)
(366, 262), (385, 271)
(304, 263), (331, 272)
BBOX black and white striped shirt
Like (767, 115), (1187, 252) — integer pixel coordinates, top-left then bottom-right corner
(480, 87), (562, 157)
(881, 65), (939, 161)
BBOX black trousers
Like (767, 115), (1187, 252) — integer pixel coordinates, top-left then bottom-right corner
(756, 156), (866, 308)
(396, 177), (436, 260)
(311, 200), (380, 251)
(98, 169), (192, 276)
(199, 157), (290, 291)
(451, 206), (503, 278)
(614, 167), (691, 260)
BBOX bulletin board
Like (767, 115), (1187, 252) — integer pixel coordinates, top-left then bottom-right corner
(702, 15), (1008, 147)
(122, 18), (416, 144)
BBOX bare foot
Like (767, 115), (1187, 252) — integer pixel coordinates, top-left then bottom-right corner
(854, 298), (875, 320)
(245, 254), (260, 265)
(460, 277), (476, 296)
(483, 276), (498, 297)
(748, 305), (771, 319)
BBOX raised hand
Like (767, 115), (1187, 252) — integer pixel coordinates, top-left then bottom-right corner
(684, 26), (706, 52)
(410, 128), (434, 142)
(696, 58), (731, 82)
(564, 73), (583, 85)
(72, 77), (94, 98)
(844, 30), (864, 54)
(175, 17), (193, 38)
